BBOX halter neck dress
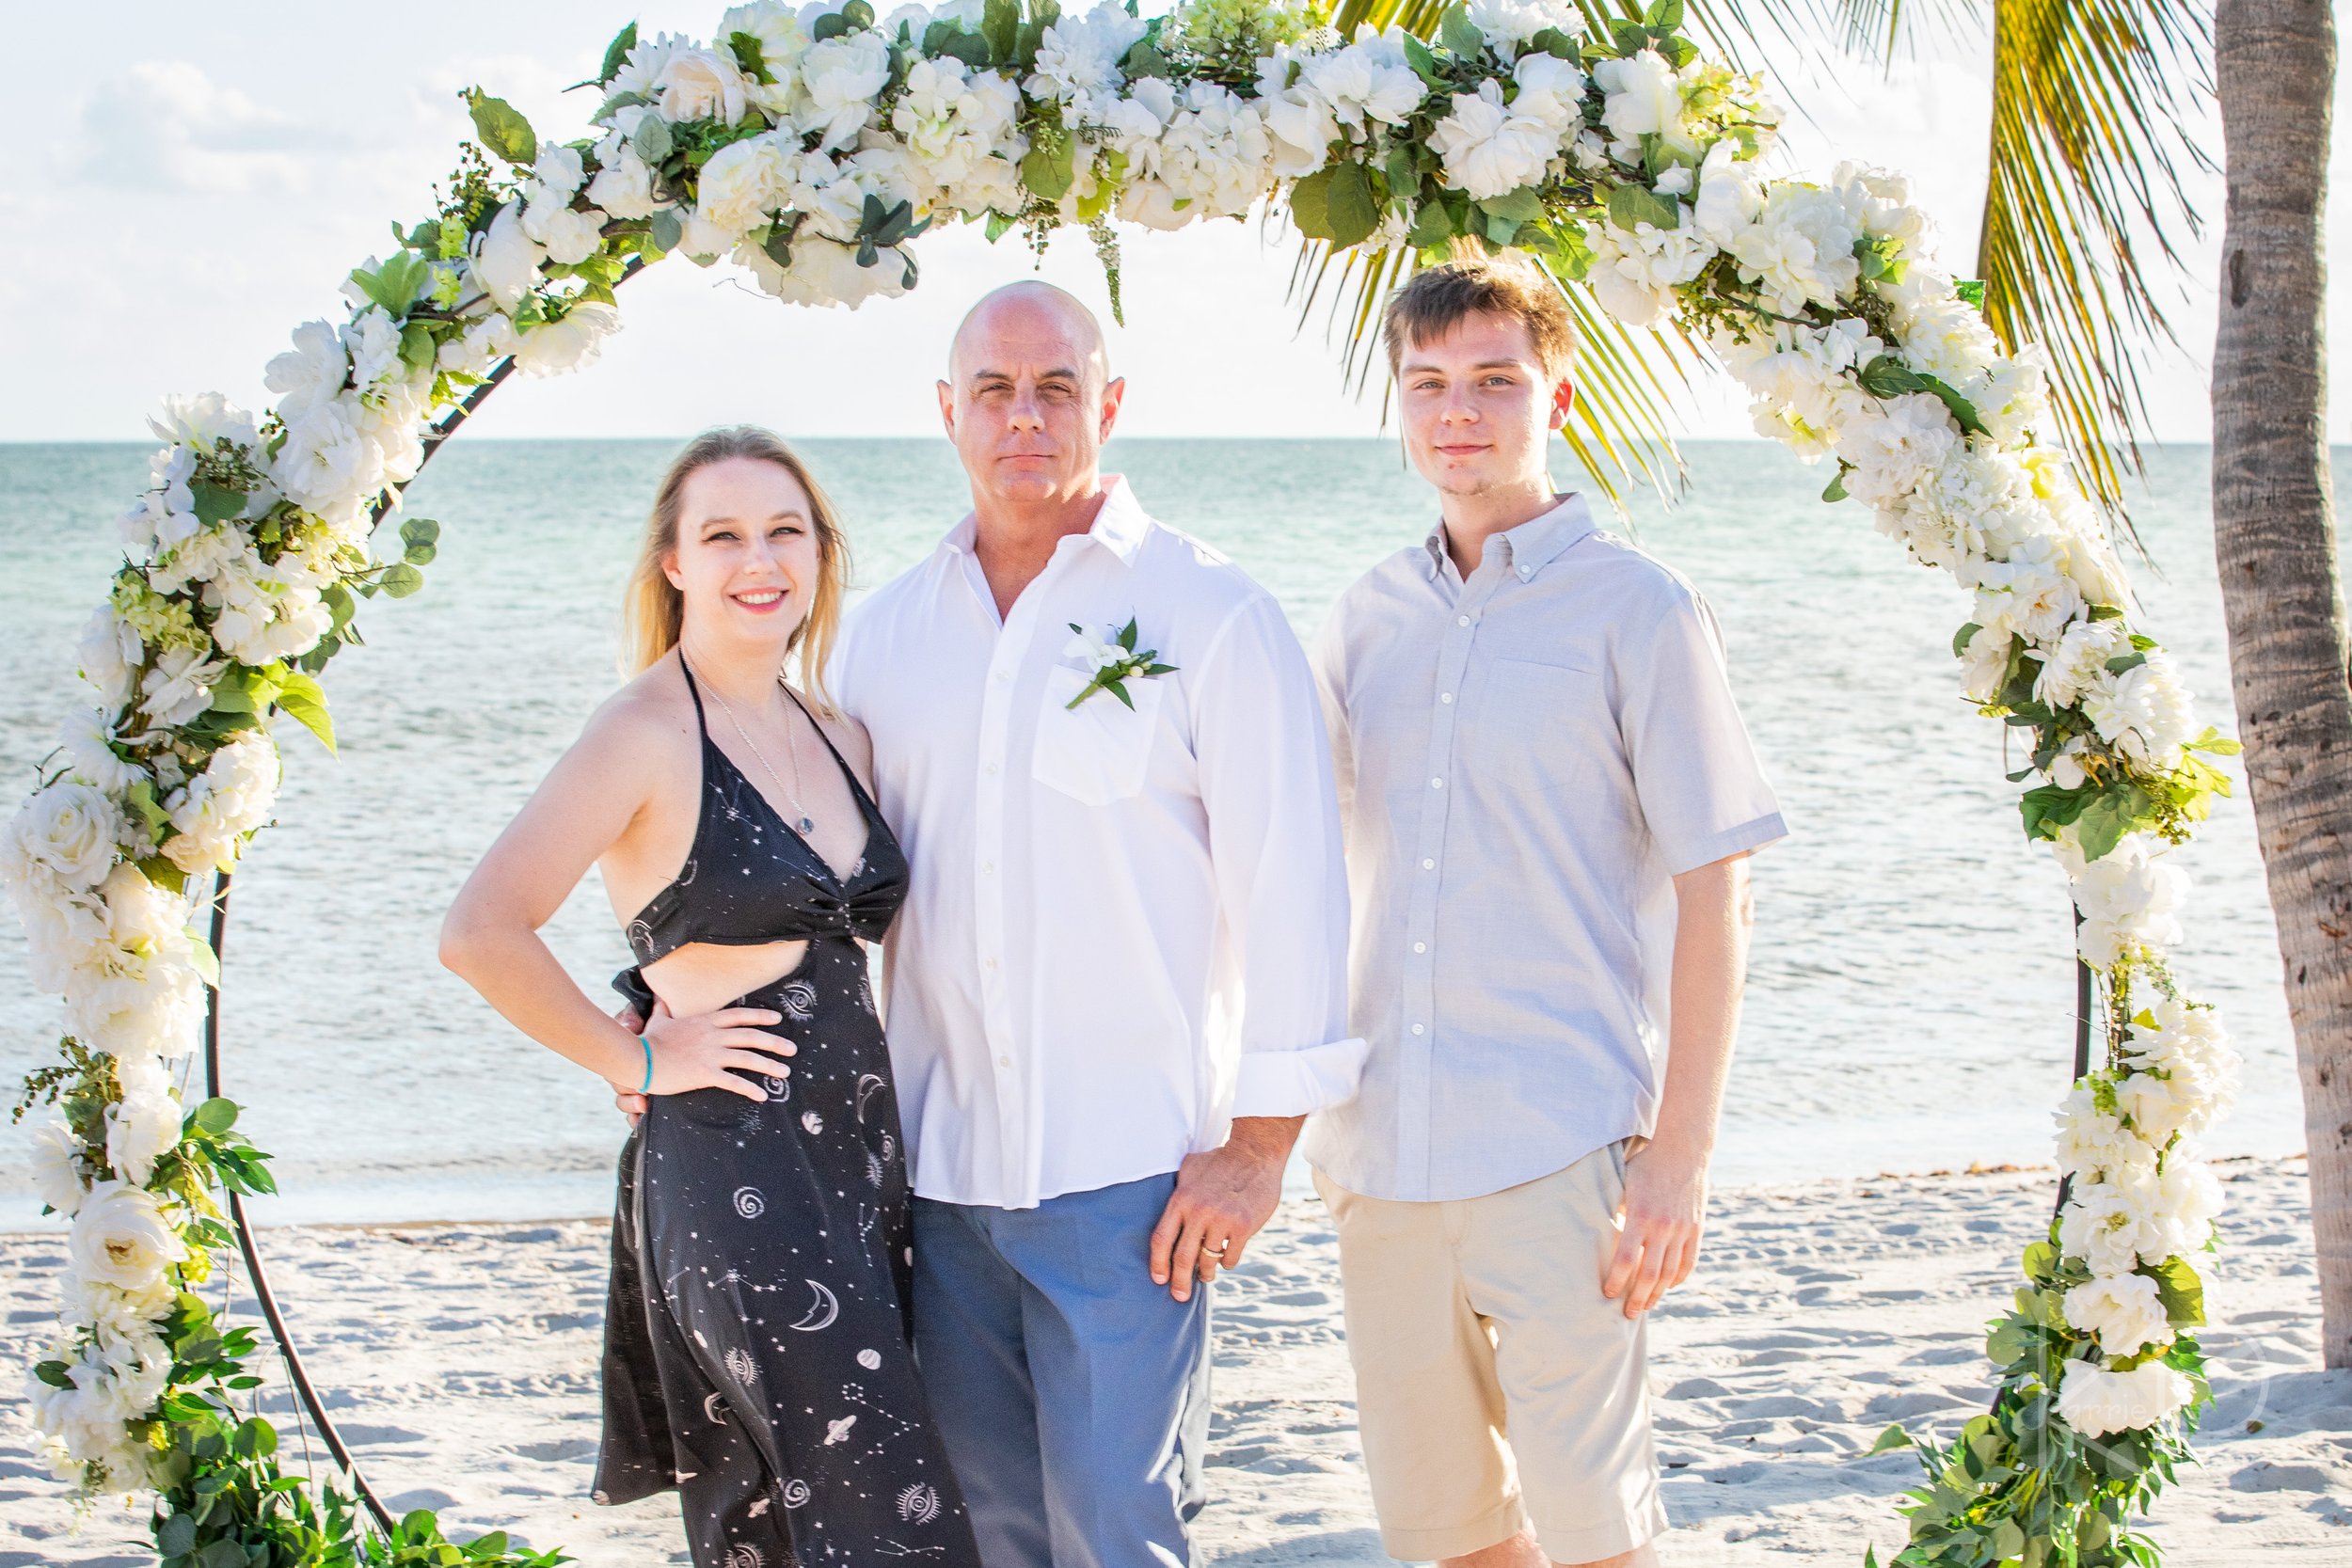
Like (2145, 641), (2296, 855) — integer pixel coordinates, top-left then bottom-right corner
(593, 659), (980, 1568)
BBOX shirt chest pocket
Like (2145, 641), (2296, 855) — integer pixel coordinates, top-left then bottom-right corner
(1470, 657), (1616, 797)
(1034, 663), (1166, 806)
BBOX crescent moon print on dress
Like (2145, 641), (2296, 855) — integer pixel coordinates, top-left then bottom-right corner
(591, 661), (979, 1568)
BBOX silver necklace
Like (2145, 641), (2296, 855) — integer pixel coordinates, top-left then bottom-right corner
(700, 672), (817, 836)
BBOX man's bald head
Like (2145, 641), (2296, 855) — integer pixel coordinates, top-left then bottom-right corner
(948, 280), (1111, 388)
(937, 280), (1126, 516)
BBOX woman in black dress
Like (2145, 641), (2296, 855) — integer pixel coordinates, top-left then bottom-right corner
(442, 427), (980, 1568)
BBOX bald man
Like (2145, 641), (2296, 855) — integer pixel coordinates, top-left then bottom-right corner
(825, 282), (1364, 1568)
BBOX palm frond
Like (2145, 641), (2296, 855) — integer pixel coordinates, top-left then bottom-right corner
(1975, 0), (2211, 524)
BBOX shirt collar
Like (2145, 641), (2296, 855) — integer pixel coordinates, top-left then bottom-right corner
(940, 475), (1152, 566)
(1421, 492), (1597, 581)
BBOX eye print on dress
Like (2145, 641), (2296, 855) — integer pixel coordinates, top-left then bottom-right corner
(897, 1483), (943, 1525)
(779, 979), (818, 1022)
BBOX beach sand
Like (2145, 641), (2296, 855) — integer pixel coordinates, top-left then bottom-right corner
(2, 1156), (2344, 1566)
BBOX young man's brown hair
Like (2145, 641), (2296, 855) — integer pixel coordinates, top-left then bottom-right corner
(1382, 256), (1579, 381)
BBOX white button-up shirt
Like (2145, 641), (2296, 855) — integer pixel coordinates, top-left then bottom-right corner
(832, 478), (1365, 1211)
(1302, 494), (1786, 1203)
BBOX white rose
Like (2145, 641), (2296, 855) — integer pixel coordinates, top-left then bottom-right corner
(1969, 537), (2084, 648)
(658, 46), (751, 124)
(105, 1085), (182, 1188)
(2062, 1273), (2174, 1357)
(526, 143), (586, 200)
(30, 1121), (91, 1217)
(514, 302), (624, 377)
(698, 134), (797, 234)
(2059, 1171), (2167, 1276)
(470, 201), (548, 310)
(1728, 181), (1866, 316)
(676, 208), (736, 262)
(2052, 1085), (2152, 1181)
(1508, 49), (1586, 136)
(67, 1181), (188, 1293)
(1261, 81), (1341, 178)
(798, 32), (893, 150)
(2123, 997), (2241, 1118)
(2056, 1359), (2193, 1438)
(263, 320), (349, 423)
(163, 732), (279, 876)
(68, 966), (206, 1062)
(1692, 138), (1764, 245)
(61, 708), (146, 799)
(14, 877), (108, 992)
(2054, 833), (2186, 969)
(2, 782), (126, 894)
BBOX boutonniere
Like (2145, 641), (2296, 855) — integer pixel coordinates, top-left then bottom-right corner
(1063, 619), (1177, 710)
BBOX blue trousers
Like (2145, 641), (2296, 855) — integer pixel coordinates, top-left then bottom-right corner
(913, 1173), (1211, 1568)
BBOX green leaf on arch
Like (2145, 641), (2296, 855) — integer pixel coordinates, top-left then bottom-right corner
(463, 89), (538, 167)
(597, 21), (640, 86)
(273, 669), (336, 754)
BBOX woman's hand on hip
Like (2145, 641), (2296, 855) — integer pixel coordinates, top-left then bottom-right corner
(632, 998), (796, 1101)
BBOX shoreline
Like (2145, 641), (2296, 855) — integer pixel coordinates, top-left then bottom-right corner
(5, 1156), (2344, 1566)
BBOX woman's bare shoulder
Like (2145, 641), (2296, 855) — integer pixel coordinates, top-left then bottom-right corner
(573, 659), (700, 773)
(807, 697), (876, 790)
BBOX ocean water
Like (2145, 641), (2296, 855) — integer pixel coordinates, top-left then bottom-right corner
(0, 438), (2338, 1227)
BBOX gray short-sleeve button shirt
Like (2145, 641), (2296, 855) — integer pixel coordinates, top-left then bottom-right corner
(1300, 493), (1787, 1203)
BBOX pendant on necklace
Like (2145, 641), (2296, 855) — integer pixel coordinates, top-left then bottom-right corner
(798, 815), (816, 835)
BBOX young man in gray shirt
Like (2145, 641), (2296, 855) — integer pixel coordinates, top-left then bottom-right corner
(1305, 258), (1786, 1568)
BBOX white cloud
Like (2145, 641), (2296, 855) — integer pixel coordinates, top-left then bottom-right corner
(74, 61), (337, 194)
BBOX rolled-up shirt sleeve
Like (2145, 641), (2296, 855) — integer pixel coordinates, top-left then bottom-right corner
(1619, 581), (1788, 874)
(1193, 594), (1367, 1117)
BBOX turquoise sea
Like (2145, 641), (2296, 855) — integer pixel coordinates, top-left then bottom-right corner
(0, 439), (2339, 1226)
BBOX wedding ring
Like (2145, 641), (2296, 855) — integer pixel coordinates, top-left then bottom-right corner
(1204, 1241), (1229, 1257)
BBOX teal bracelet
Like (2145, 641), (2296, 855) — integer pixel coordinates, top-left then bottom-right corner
(641, 1037), (653, 1094)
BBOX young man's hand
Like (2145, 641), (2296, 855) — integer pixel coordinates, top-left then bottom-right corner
(1147, 1116), (1304, 1303)
(1601, 1137), (1708, 1317)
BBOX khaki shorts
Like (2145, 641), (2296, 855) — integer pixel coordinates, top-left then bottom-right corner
(1314, 1145), (1666, 1564)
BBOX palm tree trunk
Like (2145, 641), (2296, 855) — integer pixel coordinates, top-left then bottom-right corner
(2211, 0), (2347, 1367)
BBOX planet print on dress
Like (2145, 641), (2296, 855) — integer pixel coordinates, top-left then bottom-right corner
(803, 1110), (825, 1135)
(857, 1348), (882, 1370)
(825, 1415), (858, 1446)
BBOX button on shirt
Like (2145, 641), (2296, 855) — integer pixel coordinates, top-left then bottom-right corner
(831, 478), (1365, 1211)
(1301, 494), (1787, 1204)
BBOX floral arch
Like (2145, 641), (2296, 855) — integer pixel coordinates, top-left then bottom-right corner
(3, 2), (2247, 1563)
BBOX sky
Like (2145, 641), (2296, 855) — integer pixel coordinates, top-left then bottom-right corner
(3, 2), (2347, 445)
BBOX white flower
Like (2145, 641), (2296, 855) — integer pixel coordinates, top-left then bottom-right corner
(1586, 216), (1711, 325)
(799, 31), (893, 150)
(138, 644), (227, 730)
(1308, 32), (1429, 131)
(1508, 49), (1586, 136)
(2054, 833), (2185, 969)
(263, 320), (349, 423)
(105, 1083), (182, 1188)
(1063, 625), (1129, 674)
(163, 732), (279, 877)
(698, 134), (797, 235)
(1691, 138), (1763, 245)
(587, 143), (661, 220)
(2, 782), (126, 895)
(1260, 71), (1341, 178)
(1466, 0), (1577, 52)
(2033, 616), (2129, 710)
(31, 1122), (91, 1217)
(2063, 1273), (2175, 1358)
(1728, 181), (1865, 316)
(2053, 1085), (2151, 1181)
(438, 312), (518, 379)
(1595, 50), (1695, 157)
(2123, 998), (2242, 1126)
(1834, 391), (1957, 510)
(1429, 80), (1560, 200)
(609, 31), (688, 103)
(147, 392), (258, 456)
(721, 1), (814, 113)
(739, 232), (910, 309)
(1956, 624), (2013, 705)
(2059, 1171), (2168, 1276)
(68, 1182), (188, 1293)
(1969, 536), (2084, 648)
(73, 610), (143, 713)
(2056, 1359), (2194, 1438)
(341, 308), (405, 404)
(514, 303), (624, 377)
(1026, 6), (1145, 119)
(525, 143), (586, 202)
(657, 46), (752, 124)
(470, 201), (547, 310)
(2084, 654), (2197, 769)
(272, 398), (386, 518)
(523, 200), (608, 266)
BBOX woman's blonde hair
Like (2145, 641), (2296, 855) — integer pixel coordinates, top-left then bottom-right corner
(622, 426), (852, 713)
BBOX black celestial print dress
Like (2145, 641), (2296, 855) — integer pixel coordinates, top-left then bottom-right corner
(592, 661), (981, 1568)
